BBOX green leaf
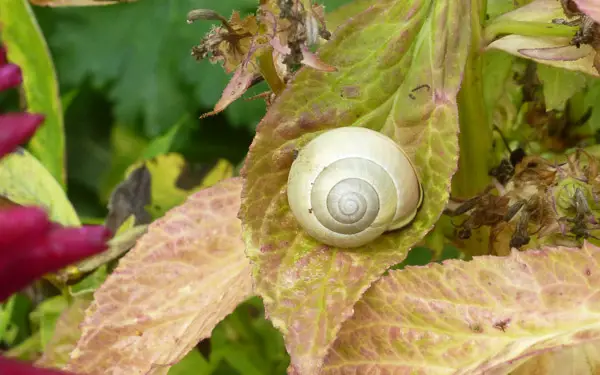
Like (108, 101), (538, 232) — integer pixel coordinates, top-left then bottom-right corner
(0, 149), (79, 226)
(142, 117), (185, 159)
(239, 1), (469, 373)
(482, 50), (515, 116)
(322, 0), (371, 32)
(0, 0), (66, 186)
(36, 297), (92, 371)
(0, 294), (32, 346)
(67, 266), (109, 297)
(585, 79), (600, 132)
(323, 242), (600, 374)
(537, 64), (588, 111)
(486, 0), (519, 19)
(168, 350), (211, 375)
(210, 297), (289, 375)
(37, 0), (261, 137)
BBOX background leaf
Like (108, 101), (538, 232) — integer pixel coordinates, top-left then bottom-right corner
(323, 242), (600, 374)
(537, 64), (588, 111)
(0, 149), (79, 226)
(34, 0), (264, 137)
(66, 177), (253, 375)
(124, 153), (234, 219)
(0, 0), (66, 186)
(240, 1), (469, 373)
(36, 297), (92, 370)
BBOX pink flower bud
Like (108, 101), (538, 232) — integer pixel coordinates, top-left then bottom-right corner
(0, 113), (44, 158)
(0, 63), (22, 91)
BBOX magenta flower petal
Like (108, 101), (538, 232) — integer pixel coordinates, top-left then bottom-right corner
(0, 63), (22, 91)
(0, 357), (75, 375)
(0, 223), (111, 302)
(0, 206), (50, 248)
(34, 226), (112, 270)
(0, 47), (7, 66)
(0, 113), (44, 158)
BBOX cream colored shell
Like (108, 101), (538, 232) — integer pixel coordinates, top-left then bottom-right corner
(287, 127), (423, 248)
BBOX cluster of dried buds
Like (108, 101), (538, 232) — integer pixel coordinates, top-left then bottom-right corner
(188, 0), (335, 116)
(0, 46), (109, 374)
(447, 149), (600, 255)
(555, 0), (600, 72)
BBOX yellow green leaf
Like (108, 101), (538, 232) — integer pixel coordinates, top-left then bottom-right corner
(0, 0), (66, 186)
(125, 153), (234, 218)
(537, 64), (588, 111)
(0, 149), (79, 226)
(239, 0), (469, 373)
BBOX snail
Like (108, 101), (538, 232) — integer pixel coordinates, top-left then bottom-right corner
(287, 127), (423, 248)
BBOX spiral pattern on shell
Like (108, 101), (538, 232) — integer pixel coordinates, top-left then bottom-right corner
(287, 127), (423, 248)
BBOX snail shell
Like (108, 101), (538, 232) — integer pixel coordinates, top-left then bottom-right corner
(287, 127), (423, 248)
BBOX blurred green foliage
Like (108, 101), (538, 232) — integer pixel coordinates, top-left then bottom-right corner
(26, 0), (358, 220)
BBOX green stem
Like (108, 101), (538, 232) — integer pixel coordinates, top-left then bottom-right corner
(257, 51), (285, 95)
(483, 20), (577, 45)
(452, 0), (491, 199)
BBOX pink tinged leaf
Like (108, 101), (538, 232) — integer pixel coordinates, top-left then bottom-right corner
(270, 37), (291, 55)
(0, 63), (22, 91)
(575, 0), (600, 24)
(519, 44), (592, 61)
(66, 178), (253, 375)
(29, 0), (124, 6)
(239, 0), (469, 374)
(201, 65), (259, 118)
(323, 242), (600, 375)
(0, 113), (44, 158)
(0, 357), (74, 375)
(300, 45), (337, 72)
(488, 35), (599, 77)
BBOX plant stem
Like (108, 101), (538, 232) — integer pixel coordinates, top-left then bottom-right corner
(257, 51), (285, 95)
(483, 20), (577, 45)
(453, 0), (491, 199)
